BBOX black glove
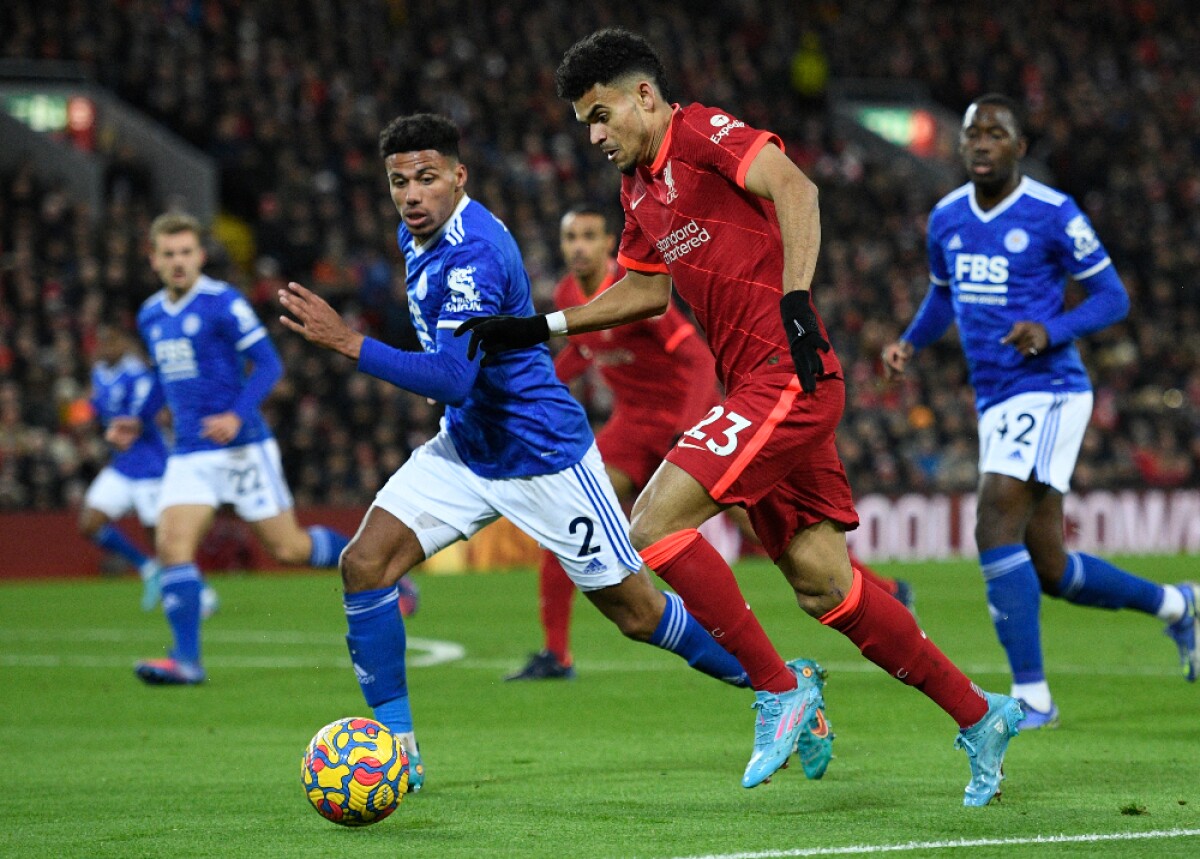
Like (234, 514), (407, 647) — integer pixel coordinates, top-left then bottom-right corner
(780, 290), (829, 394)
(455, 314), (550, 363)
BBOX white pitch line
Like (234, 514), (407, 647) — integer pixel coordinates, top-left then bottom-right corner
(666, 828), (1200, 859)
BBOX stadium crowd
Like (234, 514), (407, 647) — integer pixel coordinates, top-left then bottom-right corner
(1, 0), (1196, 512)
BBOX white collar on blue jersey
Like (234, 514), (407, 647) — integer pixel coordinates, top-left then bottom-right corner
(969, 175), (1030, 223)
(159, 273), (220, 316)
(409, 193), (472, 258)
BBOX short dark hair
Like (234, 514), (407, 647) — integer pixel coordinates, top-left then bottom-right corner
(555, 28), (671, 103)
(379, 113), (460, 160)
(969, 93), (1025, 137)
(562, 204), (615, 234)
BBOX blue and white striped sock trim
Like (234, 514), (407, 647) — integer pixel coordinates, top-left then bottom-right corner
(159, 563), (201, 588)
(981, 548), (1033, 581)
(344, 586), (400, 617)
(653, 591), (687, 650)
(1059, 552), (1086, 599)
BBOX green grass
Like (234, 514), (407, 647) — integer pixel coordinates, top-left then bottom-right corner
(3, 556), (1200, 858)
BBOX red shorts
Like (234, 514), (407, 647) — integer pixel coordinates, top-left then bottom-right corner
(663, 372), (858, 560)
(597, 410), (689, 491)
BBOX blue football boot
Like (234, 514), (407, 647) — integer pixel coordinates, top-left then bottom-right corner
(134, 657), (206, 685)
(1015, 698), (1059, 731)
(1165, 583), (1199, 682)
(786, 658), (834, 779)
(403, 739), (424, 793)
(954, 692), (1022, 806)
(742, 683), (820, 788)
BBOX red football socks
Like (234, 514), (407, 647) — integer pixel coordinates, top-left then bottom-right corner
(821, 570), (988, 728)
(538, 551), (576, 665)
(642, 529), (795, 693)
(849, 550), (899, 597)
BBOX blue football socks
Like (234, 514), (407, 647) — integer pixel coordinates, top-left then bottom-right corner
(649, 591), (750, 687)
(308, 526), (351, 568)
(159, 563), (202, 664)
(93, 523), (149, 568)
(1056, 551), (1164, 614)
(345, 585), (412, 732)
(980, 545), (1045, 684)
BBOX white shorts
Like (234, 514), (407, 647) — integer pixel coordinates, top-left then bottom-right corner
(978, 391), (1092, 494)
(83, 467), (162, 527)
(372, 431), (641, 591)
(157, 439), (294, 522)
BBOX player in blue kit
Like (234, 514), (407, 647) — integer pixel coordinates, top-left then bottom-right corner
(278, 113), (813, 793)
(883, 94), (1198, 728)
(81, 321), (219, 616)
(132, 213), (352, 686)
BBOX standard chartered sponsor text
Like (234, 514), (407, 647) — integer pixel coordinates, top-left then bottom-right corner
(656, 220), (712, 264)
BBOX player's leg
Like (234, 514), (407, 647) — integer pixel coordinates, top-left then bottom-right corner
(582, 569), (749, 688)
(632, 463), (796, 695)
(1026, 487), (1198, 682)
(80, 469), (158, 605)
(848, 549), (916, 614)
(973, 393), (1062, 723)
(236, 440), (351, 568)
(135, 501), (216, 684)
(505, 549), (578, 680)
(780, 520), (1020, 804)
(507, 452), (639, 681)
(338, 504), (428, 791)
(502, 445), (750, 690)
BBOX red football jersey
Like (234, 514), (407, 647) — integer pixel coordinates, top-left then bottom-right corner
(553, 258), (716, 426)
(616, 103), (842, 393)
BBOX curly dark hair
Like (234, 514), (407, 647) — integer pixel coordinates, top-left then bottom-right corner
(555, 28), (671, 103)
(378, 113), (461, 159)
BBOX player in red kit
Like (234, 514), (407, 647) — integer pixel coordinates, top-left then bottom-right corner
(460, 29), (1021, 805)
(506, 205), (727, 681)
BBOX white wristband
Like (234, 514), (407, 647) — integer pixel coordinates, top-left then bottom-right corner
(545, 310), (568, 335)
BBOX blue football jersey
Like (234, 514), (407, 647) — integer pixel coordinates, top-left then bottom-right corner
(927, 176), (1113, 411)
(400, 194), (592, 478)
(90, 354), (169, 478)
(138, 275), (274, 453)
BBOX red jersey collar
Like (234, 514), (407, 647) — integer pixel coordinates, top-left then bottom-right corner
(648, 105), (682, 175)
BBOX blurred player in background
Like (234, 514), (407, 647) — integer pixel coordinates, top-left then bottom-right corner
(461, 28), (1021, 804)
(279, 113), (814, 794)
(130, 213), (352, 686)
(80, 320), (216, 617)
(505, 205), (729, 680)
(882, 94), (1198, 729)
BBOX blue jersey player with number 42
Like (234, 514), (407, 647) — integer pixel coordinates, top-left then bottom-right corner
(883, 94), (1199, 730)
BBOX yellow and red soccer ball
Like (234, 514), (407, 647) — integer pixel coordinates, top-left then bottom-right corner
(301, 717), (409, 826)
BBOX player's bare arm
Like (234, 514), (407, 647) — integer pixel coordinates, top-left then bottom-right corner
(278, 281), (365, 361)
(742, 143), (820, 298)
(560, 270), (671, 334)
(999, 321), (1049, 357)
(456, 271), (672, 361)
(744, 143), (828, 392)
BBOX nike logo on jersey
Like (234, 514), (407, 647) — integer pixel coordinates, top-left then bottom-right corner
(676, 438), (706, 451)
(631, 192), (647, 209)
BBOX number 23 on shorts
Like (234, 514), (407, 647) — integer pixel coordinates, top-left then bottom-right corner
(678, 406), (752, 457)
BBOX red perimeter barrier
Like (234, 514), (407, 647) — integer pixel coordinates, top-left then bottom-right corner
(0, 506), (540, 580)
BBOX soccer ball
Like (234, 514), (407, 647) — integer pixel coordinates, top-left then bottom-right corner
(301, 717), (409, 826)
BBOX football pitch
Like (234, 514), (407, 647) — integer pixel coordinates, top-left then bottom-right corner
(3, 555), (1199, 858)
